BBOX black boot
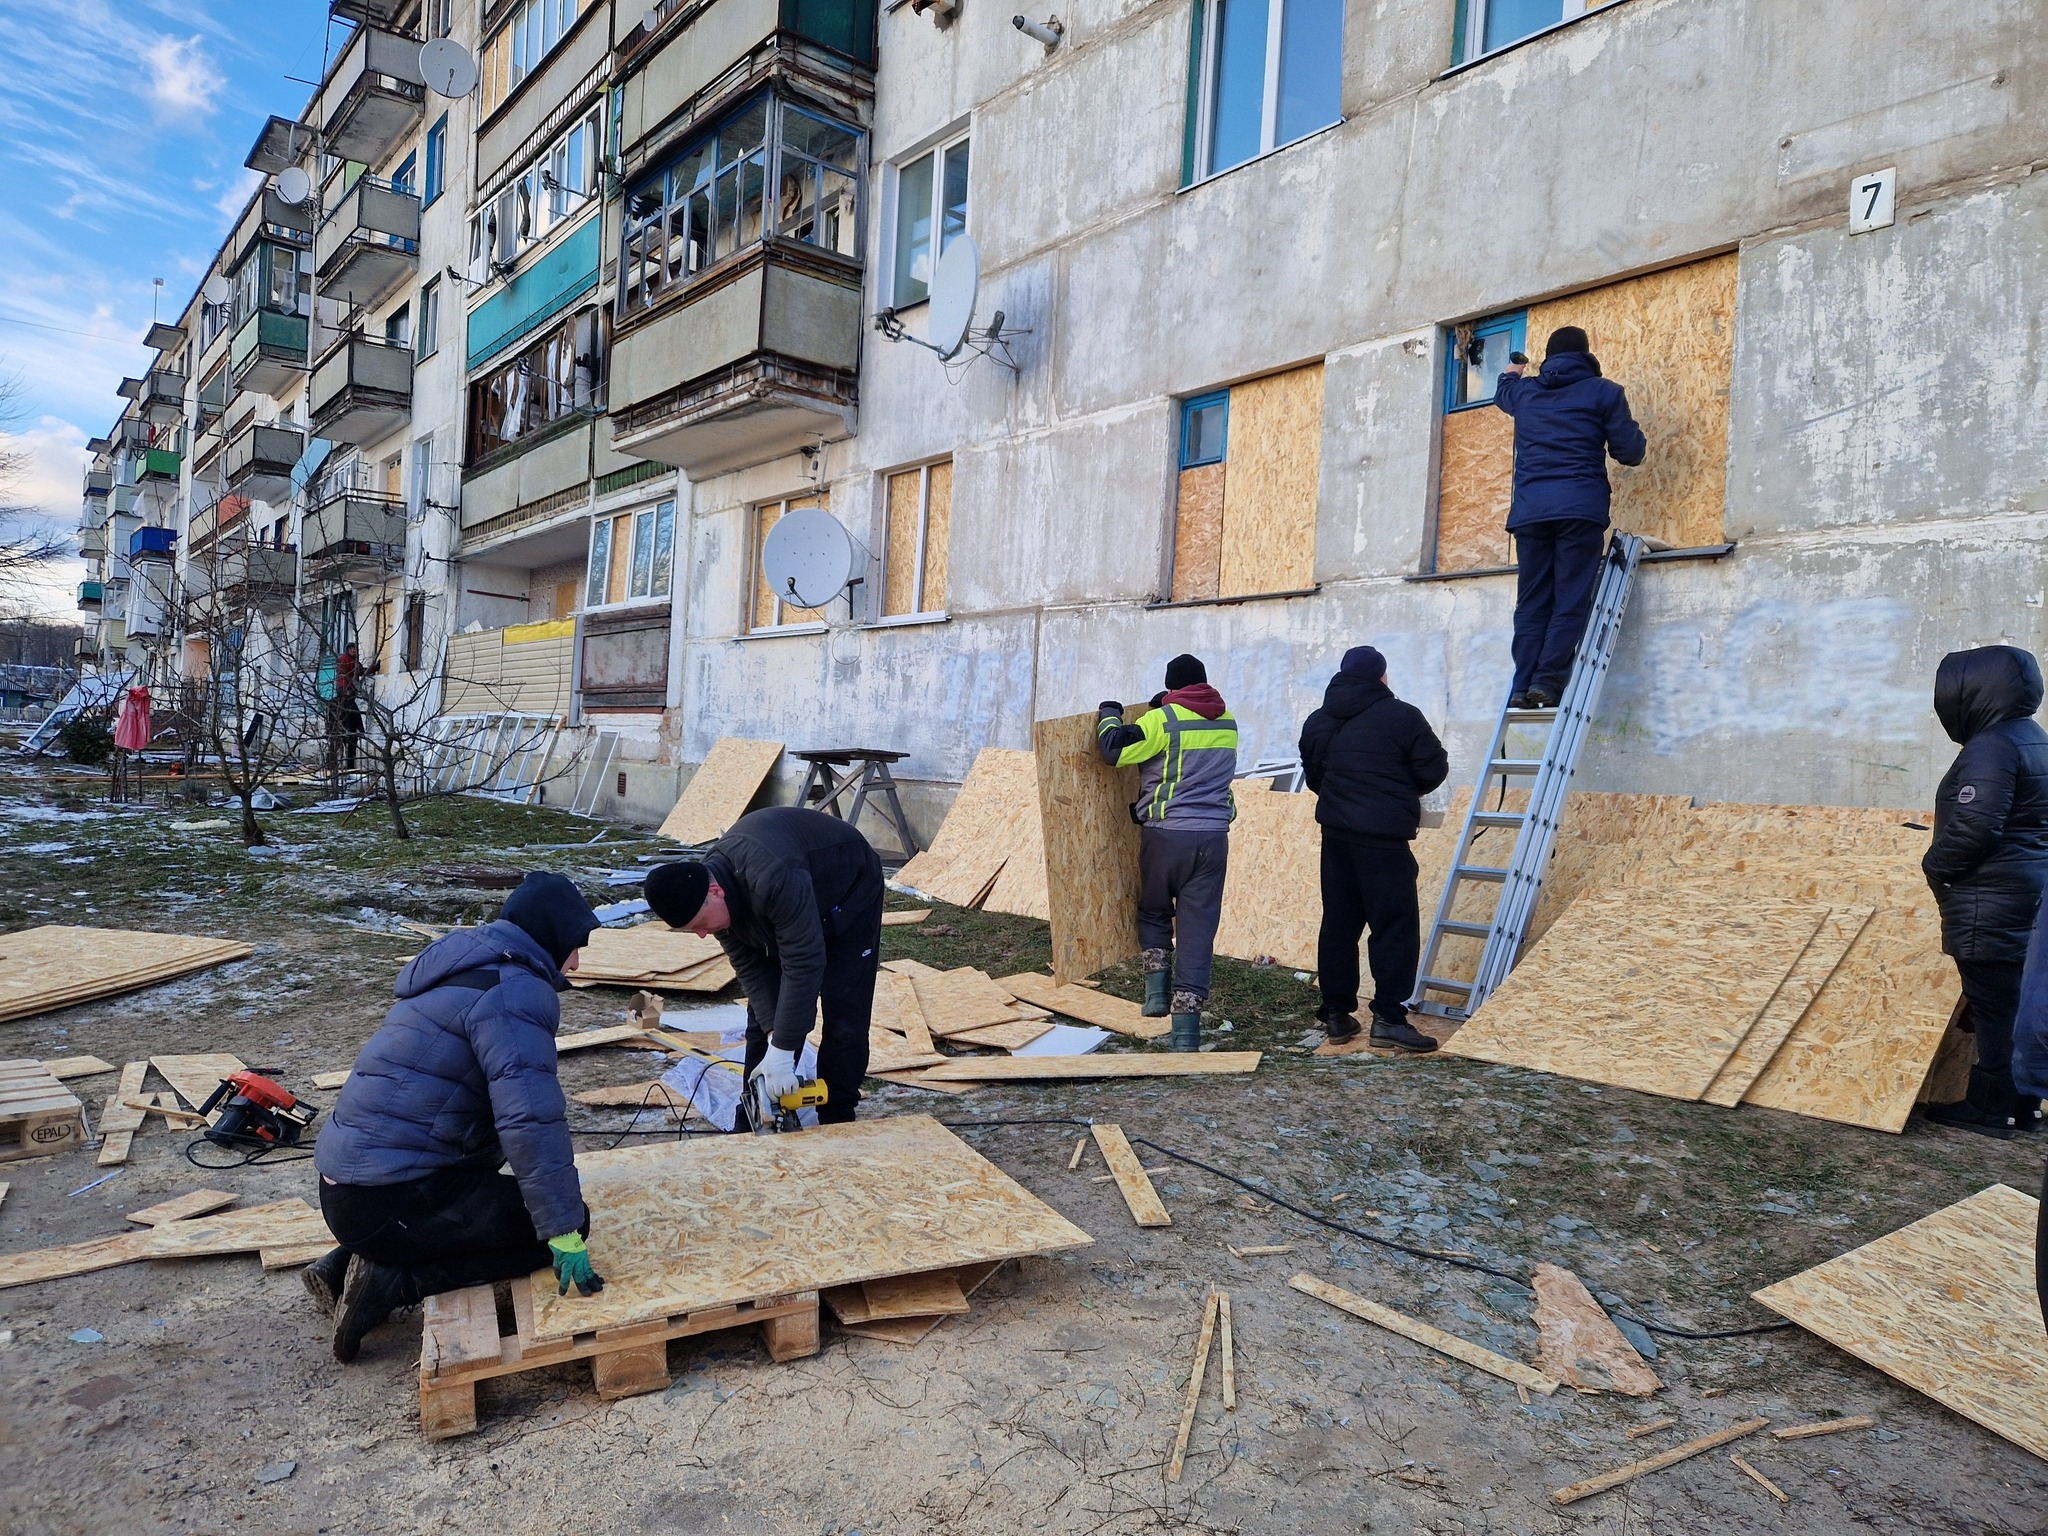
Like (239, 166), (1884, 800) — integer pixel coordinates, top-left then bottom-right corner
(1323, 1012), (1362, 1045)
(2015, 1095), (2043, 1133)
(1924, 1067), (2018, 1140)
(1142, 952), (1172, 1019)
(301, 1246), (350, 1315)
(1369, 1014), (1439, 1054)
(1168, 990), (1202, 1052)
(332, 1256), (416, 1363)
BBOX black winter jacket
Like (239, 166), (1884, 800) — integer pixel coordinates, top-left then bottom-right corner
(1922, 646), (2048, 964)
(1299, 673), (1450, 842)
(707, 807), (884, 1050)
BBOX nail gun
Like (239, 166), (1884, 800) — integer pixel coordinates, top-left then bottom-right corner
(748, 1073), (828, 1135)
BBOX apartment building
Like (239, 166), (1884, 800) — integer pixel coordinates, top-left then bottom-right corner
(78, 0), (2047, 823)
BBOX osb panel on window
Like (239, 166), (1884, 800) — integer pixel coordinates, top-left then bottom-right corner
(882, 471), (921, 617)
(921, 460), (952, 613)
(750, 503), (781, 630)
(1434, 407), (1516, 572)
(1035, 712), (1141, 983)
(1526, 252), (1738, 551)
(1170, 462), (1225, 602)
(1218, 363), (1322, 597)
(1754, 1184), (2048, 1463)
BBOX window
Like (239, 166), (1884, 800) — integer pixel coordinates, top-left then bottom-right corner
(231, 242), (303, 327)
(1455, 0), (1614, 64)
(416, 279), (440, 359)
(465, 307), (606, 463)
(585, 500), (675, 609)
(619, 96), (862, 315)
(1186, 0), (1343, 182)
(1167, 363), (1323, 601)
(879, 460), (951, 619)
(890, 134), (968, 307)
(408, 434), (434, 518)
(480, 0), (589, 118)
(1445, 311), (1526, 411)
(390, 152), (417, 197)
(423, 115), (448, 206)
(425, 0), (454, 39)
(748, 495), (830, 631)
(470, 108), (602, 282)
(402, 592), (427, 672)
(383, 304), (411, 347)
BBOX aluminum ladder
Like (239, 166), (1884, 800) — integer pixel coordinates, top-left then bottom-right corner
(1411, 530), (1647, 1021)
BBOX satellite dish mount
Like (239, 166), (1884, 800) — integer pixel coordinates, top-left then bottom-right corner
(873, 235), (1028, 376)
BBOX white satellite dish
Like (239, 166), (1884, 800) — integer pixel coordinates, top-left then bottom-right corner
(928, 235), (980, 361)
(420, 38), (479, 99)
(761, 508), (856, 609)
(203, 274), (231, 307)
(274, 166), (312, 205)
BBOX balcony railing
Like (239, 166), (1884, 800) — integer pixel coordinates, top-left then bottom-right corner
(224, 421), (305, 504)
(314, 176), (421, 310)
(78, 526), (107, 560)
(84, 470), (112, 498)
(129, 526), (176, 562)
(304, 482), (405, 581)
(138, 448), (181, 484)
(309, 331), (413, 446)
(139, 368), (187, 424)
(77, 581), (103, 612)
(230, 308), (309, 397)
(319, 26), (426, 166)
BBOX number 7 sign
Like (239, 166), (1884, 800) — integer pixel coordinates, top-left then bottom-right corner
(1849, 167), (1897, 234)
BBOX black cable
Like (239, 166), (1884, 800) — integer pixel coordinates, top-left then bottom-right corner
(937, 1116), (1794, 1340)
(182, 1136), (318, 1169)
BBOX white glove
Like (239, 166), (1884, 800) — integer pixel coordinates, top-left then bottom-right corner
(752, 1046), (802, 1103)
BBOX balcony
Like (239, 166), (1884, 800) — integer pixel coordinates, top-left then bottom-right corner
(224, 422), (305, 504)
(84, 470), (112, 499)
(218, 544), (300, 614)
(115, 419), (153, 454)
(130, 526), (177, 562)
(315, 177), (420, 310)
(78, 526), (108, 561)
(139, 449), (181, 484)
(231, 308), (309, 397)
(78, 581), (103, 613)
(139, 368), (187, 424)
(309, 331), (413, 446)
(319, 26), (426, 166)
(303, 483), (405, 582)
(111, 484), (139, 515)
(188, 494), (252, 556)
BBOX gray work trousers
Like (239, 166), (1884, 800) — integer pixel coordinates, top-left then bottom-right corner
(1136, 825), (1230, 1000)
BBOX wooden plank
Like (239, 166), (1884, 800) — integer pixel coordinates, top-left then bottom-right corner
(41, 1056), (115, 1080)
(1550, 1419), (1770, 1506)
(896, 749), (1040, 911)
(127, 1189), (238, 1227)
(1531, 1263), (1661, 1396)
(907, 968), (1024, 1036)
(1753, 1184), (2048, 1461)
(1626, 1417), (1678, 1440)
(1170, 461), (1226, 602)
(1771, 1415), (1877, 1441)
(1035, 712), (1141, 984)
(921, 1052), (1262, 1082)
(572, 1082), (692, 1110)
(149, 1053), (247, 1113)
(1433, 404), (1516, 573)
(872, 970), (938, 1054)
(1219, 1291), (1236, 1410)
(1090, 1124), (1171, 1228)
(866, 1068), (977, 1095)
(1701, 906), (1872, 1106)
(1290, 1273), (1561, 1394)
(1730, 1454), (1788, 1502)
(96, 1062), (149, 1166)
(946, 1017), (1055, 1052)
(1218, 363), (1322, 597)
(860, 1270), (969, 1320)
(0, 927), (253, 1024)
(920, 459), (951, 613)
(656, 737), (783, 844)
(993, 973), (1170, 1041)
(880, 910), (931, 926)
(864, 1028), (946, 1076)
(0, 1227), (159, 1288)
(1168, 1291), (1221, 1482)
(525, 1115), (1092, 1343)
(1443, 891), (1829, 1101)
(311, 1070), (351, 1091)
(556, 1024), (662, 1053)
(140, 1198), (331, 1257)
(258, 1241), (333, 1269)
(837, 1261), (1004, 1344)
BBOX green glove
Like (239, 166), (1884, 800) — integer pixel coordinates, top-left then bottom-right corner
(547, 1232), (606, 1297)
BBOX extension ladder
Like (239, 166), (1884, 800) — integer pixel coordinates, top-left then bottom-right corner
(1411, 531), (1647, 1020)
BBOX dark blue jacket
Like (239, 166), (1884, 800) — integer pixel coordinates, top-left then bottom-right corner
(2012, 900), (2048, 1097)
(314, 920), (584, 1239)
(1494, 353), (1646, 530)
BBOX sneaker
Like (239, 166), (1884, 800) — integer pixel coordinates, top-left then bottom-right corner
(332, 1255), (415, 1363)
(1323, 1013), (1362, 1045)
(301, 1246), (350, 1315)
(1369, 1018), (1440, 1054)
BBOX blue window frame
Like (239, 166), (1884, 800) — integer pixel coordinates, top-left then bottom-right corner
(1443, 310), (1526, 412)
(424, 114), (448, 206)
(1180, 391), (1229, 467)
(1454, 0), (1605, 67)
(390, 151), (418, 197)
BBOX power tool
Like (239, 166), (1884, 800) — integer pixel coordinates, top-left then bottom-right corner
(197, 1070), (319, 1152)
(748, 1072), (827, 1135)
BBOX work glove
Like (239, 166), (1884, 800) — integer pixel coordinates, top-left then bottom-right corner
(752, 1045), (802, 1104)
(547, 1232), (605, 1297)
(1097, 700), (1123, 718)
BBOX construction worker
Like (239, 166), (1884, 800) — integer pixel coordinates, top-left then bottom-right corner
(1495, 326), (1645, 708)
(311, 872), (606, 1363)
(644, 806), (883, 1125)
(1920, 645), (2048, 1138)
(1097, 653), (1238, 1051)
(1298, 646), (1449, 1052)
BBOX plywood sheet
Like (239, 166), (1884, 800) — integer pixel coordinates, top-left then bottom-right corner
(1213, 782), (1321, 971)
(1444, 891), (1829, 1101)
(1219, 363), (1322, 597)
(907, 968), (1021, 1036)
(861, 1270), (970, 1320)
(946, 1017), (1054, 1051)
(149, 1053), (247, 1115)
(993, 973), (1169, 1040)
(920, 1051), (1262, 1082)
(1753, 1184), (2048, 1462)
(871, 970), (937, 1053)
(127, 1190), (238, 1226)
(1036, 712), (1141, 984)
(1434, 406), (1516, 573)
(1527, 253), (1738, 551)
(921, 458), (952, 614)
(1091, 1123), (1170, 1227)
(882, 468), (922, 617)
(1701, 906), (1871, 1107)
(0, 1227), (158, 1289)
(0, 927), (253, 1024)
(140, 1198), (331, 1257)
(896, 749), (1040, 911)
(1531, 1262), (1661, 1396)
(42, 1056), (115, 1080)
(95, 1061), (148, 1166)
(525, 1115), (1091, 1341)
(657, 737), (784, 845)
(1171, 462), (1225, 602)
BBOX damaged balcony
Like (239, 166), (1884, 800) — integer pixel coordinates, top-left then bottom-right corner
(318, 26), (426, 167)
(216, 542), (300, 615)
(303, 477), (405, 583)
(224, 422), (306, 505)
(309, 331), (413, 446)
(315, 176), (420, 311)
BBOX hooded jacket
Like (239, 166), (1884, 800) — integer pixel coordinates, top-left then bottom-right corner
(1494, 353), (1647, 530)
(2010, 901), (2048, 1097)
(1298, 671), (1449, 842)
(1097, 684), (1239, 831)
(1922, 646), (2048, 964)
(314, 920), (584, 1240)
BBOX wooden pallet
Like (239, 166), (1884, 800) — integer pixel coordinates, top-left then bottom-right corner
(417, 1273), (820, 1439)
(0, 1059), (86, 1162)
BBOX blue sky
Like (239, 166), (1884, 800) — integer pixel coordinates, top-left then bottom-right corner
(0, 0), (334, 614)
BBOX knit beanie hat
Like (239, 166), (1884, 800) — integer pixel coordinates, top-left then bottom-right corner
(1164, 653), (1207, 690)
(501, 872), (599, 966)
(1546, 325), (1590, 355)
(644, 861), (711, 927)
(1340, 645), (1386, 680)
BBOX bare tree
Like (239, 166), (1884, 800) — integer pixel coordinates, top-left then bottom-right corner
(0, 370), (83, 590)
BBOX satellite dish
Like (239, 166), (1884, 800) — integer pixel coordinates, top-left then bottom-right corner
(927, 235), (979, 361)
(761, 508), (856, 609)
(203, 274), (231, 307)
(419, 38), (478, 98)
(274, 166), (311, 204)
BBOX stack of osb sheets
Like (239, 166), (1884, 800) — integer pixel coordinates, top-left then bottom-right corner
(895, 748), (1049, 919)
(568, 923), (735, 993)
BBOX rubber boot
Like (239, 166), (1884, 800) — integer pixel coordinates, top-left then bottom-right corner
(1142, 949), (1172, 1017)
(1169, 989), (1202, 1052)
(2016, 1095), (2043, 1133)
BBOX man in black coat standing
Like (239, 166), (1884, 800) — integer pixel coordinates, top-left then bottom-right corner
(1299, 646), (1450, 1052)
(1921, 645), (2048, 1138)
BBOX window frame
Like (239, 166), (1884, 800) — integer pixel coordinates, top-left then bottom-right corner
(1442, 309), (1526, 413)
(873, 458), (951, 625)
(423, 114), (448, 207)
(584, 498), (676, 613)
(745, 495), (833, 635)
(470, 106), (603, 285)
(886, 129), (970, 310)
(1179, 390), (1230, 468)
(1186, 0), (1344, 185)
(1453, 0), (1606, 69)
(416, 278), (440, 360)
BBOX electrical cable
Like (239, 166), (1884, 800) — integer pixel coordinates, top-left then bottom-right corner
(936, 1116), (1794, 1341)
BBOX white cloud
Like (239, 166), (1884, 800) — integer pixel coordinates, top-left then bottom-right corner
(144, 34), (223, 120)
(214, 166), (263, 219)
(0, 416), (89, 619)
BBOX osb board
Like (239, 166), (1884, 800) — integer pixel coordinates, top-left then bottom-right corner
(0, 927), (253, 1024)
(871, 970), (937, 1053)
(983, 766), (1052, 921)
(1526, 252), (1738, 551)
(149, 1053), (247, 1114)
(0, 1227), (158, 1289)
(1753, 1184), (2048, 1462)
(1218, 363), (1322, 598)
(946, 1017), (1054, 1051)
(575, 925), (726, 983)
(1171, 462), (1225, 602)
(1434, 406), (1516, 573)
(908, 968), (1022, 1036)
(921, 458), (952, 614)
(526, 1115), (1092, 1342)
(1213, 782), (1321, 971)
(882, 467), (922, 617)
(140, 1198), (331, 1257)
(1701, 906), (1872, 1107)
(897, 749), (1041, 911)
(1036, 712), (1141, 984)
(993, 973), (1168, 1040)
(656, 737), (784, 845)
(835, 1260), (1004, 1343)
(1444, 891), (1829, 1101)
(1531, 1263), (1661, 1396)
(921, 1052), (1262, 1082)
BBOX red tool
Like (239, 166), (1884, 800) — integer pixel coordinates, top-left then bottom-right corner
(196, 1070), (318, 1151)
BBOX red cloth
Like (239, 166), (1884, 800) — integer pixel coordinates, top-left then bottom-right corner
(113, 687), (152, 752)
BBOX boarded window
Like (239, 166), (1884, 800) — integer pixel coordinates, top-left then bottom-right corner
(749, 494), (830, 631)
(1431, 252), (1738, 573)
(1169, 362), (1323, 602)
(880, 459), (951, 618)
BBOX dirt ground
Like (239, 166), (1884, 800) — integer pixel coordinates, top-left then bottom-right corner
(1, 769), (2044, 1535)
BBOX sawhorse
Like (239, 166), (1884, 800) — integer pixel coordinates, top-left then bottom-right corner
(792, 748), (922, 868)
